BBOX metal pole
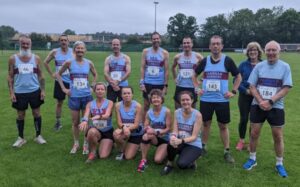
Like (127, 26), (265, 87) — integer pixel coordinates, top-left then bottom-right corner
(154, 2), (159, 32)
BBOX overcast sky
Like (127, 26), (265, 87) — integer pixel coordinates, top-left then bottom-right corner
(1, 0), (299, 34)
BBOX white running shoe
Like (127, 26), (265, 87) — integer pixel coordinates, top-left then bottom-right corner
(34, 135), (47, 144)
(82, 143), (89, 155)
(12, 137), (27, 147)
(70, 143), (79, 154)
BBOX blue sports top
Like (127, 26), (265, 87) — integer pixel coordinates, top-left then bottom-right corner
(201, 55), (229, 102)
(108, 53), (128, 87)
(176, 52), (197, 88)
(69, 58), (91, 98)
(248, 59), (293, 109)
(119, 100), (143, 136)
(55, 47), (73, 83)
(89, 99), (113, 132)
(148, 106), (169, 141)
(13, 54), (40, 93)
(176, 108), (202, 148)
(144, 47), (165, 85)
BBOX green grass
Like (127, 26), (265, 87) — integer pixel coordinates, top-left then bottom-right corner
(0, 50), (299, 187)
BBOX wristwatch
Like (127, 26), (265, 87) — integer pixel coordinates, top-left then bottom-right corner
(231, 90), (237, 95)
(268, 99), (274, 105)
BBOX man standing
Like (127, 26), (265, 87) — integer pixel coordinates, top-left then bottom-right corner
(8, 34), (46, 147)
(140, 32), (169, 121)
(194, 35), (241, 163)
(104, 38), (131, 103)
(243, 41), (292, 178)
(172, 36), (203, 109)
(44, 34), (73, 131)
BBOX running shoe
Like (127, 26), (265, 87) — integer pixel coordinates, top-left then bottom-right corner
(54, 122), (62, 131)
(137, 159), (148, 172)
(34, 135), (47, 144)
(224, 152), (235, 163)
(82, 143), (89, 155)
(160, 165), (173, 176)
(243, 159), (257, 170)
(236, 140), (244, 151)
(275, 165), (288, 178)
(12, 137), (27, 148)
(86, 152), (96, 164)
(115, 152), (124, 160)
(70, 143), (79, 154)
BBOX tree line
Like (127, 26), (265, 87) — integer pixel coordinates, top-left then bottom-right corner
(1, 6), (300, 49)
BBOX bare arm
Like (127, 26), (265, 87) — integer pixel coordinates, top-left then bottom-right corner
(232, 73), (242, 91)
(171, 111), (179, 135)
(250, 85), (264, 103)
(43, 49), (56, 78)
(56, 61), (71, 92)
(7, 56), (16, 102)
(272, 86), (291, 103)
(160, 108), (171, 135)
(115, 103), (123, 129)
(89, 61), (98, 86)
(163, 50), (169, 85)
(140, 49), (147, 80)
(172, 54), (179, 81)
(129, 103), (142, 131)
(104, 57), (113, 84)
(92, 100), (114, 120)
(121, 55), (131, 82)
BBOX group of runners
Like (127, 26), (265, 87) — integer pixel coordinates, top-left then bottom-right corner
(7, 32), (292, 177)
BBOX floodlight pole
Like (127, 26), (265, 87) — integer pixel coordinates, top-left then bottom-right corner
(154, 1), (159, 32)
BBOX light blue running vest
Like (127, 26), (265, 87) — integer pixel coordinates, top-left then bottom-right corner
(144, 47), (165, 85)
(14, 54), (40, 93)
(69, 58), (91, 98)
(201, 55), (229, 102)
(89, 99), (113, 132)
(176, 52), (197, 88)
(176, 108), (202, 148)
(55, 47), (72, 83)
(119, 100), (143, 136)
(108, 53), (128, 87)
(148, 106), (169, 141)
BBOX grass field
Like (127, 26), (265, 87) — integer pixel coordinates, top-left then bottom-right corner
(0, 50), (299, 187)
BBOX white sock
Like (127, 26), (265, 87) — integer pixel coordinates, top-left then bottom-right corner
(276, 157), (283, 166)
(249, 152), (256, 161)
(74, 140), (79, 145)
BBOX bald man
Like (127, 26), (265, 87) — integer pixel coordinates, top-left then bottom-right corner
(243, 40), (293, 178)
(104, 38), (131, 103)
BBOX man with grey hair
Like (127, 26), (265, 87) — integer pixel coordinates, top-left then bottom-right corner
(7, 34), (47, 147)
(243, 40), (292, 178)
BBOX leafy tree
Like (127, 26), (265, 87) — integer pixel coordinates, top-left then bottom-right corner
(126, 35), (141, 44)
(275, 8), (300, 43)
(227, 9), (255, 48)
(0, 25), (17, 49)
(167, 13), (199, 47)
(63, 29), (76, 35)
(199, 14), (229, 47)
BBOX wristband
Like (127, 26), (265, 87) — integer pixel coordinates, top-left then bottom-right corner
(81, 117), (88, 122)
(164, 84), (168, 88)
(231, 90), (237, 95)
(120, 125), (124, 129)
(139, 79), (144, 85)
(268, 99), (274, 105)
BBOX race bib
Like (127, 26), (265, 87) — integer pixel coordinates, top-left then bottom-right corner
(206, 80), (221, 92)
(73, 78), (88, 89)
(111, 71), (122, 81)
(58, 66), (70, 76)
(18, 64), (33, 74)
(179, 69), (193, 78)
(93, 120), (107, 130)
(178, 131), (191, 139)
(123, 123), (134, 128)
(258, 86), (277, 99)
(147, 66), (160, 76)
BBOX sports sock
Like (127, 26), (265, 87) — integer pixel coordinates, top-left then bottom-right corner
(34, 116), (42, 137)
(16, 119), (24, 138)
(249, 152), (256, 161)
